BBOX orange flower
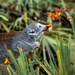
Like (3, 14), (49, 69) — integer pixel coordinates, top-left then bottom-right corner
(53, 13), (59, 19)
(46, 24), (52, 31)
(57, 12), (62, 16)
(46, 24), (52, 28)
(4, 56), (10, 65)
(53, 11), (62, 19)
(48, 13), (53, 18)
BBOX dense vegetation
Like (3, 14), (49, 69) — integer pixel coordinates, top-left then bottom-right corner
(0, 0), (75, 75)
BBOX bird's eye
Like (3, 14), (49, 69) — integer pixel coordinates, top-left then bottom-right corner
(39, 25), (41, 27)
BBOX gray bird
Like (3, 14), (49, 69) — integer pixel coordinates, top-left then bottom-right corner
(0, 22), (48, 63)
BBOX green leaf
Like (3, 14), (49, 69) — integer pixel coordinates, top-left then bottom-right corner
(7, 50), (21, 75)
(24, 12), (28, 25)
(29, 59), (35, 75)
(7, 65), (16, 75)
(36, 58), (52, 75)
(0, 72), (2, 75)
(0, 14), (9, 21)
(17, 57), (27, 75)
(1, 22), (10, 32)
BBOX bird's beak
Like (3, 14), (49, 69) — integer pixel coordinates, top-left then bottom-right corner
(46, 24), (52, 31)
(46, 24), (52, 28)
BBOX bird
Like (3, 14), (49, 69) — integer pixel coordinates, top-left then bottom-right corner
(0, 22), (49, 63)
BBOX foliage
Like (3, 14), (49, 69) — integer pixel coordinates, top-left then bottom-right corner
(1, 48), (38, 75)
(36, 35), (75, 75)
(1, 34), (75, 75)
(0, 0), (75, 75)
(0, 0), (75, 32)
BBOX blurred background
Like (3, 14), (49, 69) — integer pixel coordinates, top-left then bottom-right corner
(0, 0), (75, 75)
(0, 0), (75, 32)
